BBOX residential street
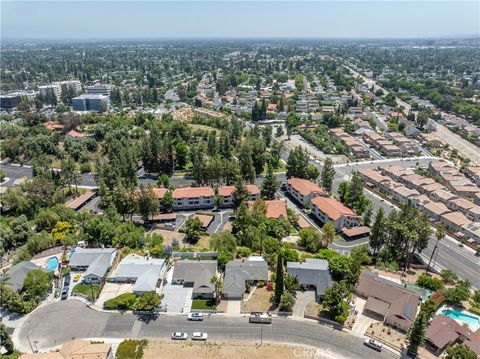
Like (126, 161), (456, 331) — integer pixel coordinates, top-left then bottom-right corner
(16, 300), (397, 358)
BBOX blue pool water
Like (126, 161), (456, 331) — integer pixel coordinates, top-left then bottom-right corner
(441, 309), (480, 327)
(45, 256), (59, 271)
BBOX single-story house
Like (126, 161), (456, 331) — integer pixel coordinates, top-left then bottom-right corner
(426, 314), (480, 356)
(355, 271), (421, 332)
(69, 247), (117, 272)
(287, 258), (333, 301)
(19, 339), (113, 359)
(108, 253), (165, 295)
(171, 260), (218, 298)
(3, 261), (43, 293)
(223, 257), (268, 299)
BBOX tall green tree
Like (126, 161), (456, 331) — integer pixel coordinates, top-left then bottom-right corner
(286, 146), (309, 179)
(261, 162), (279, 199)
(321, 157), (335, 193)
(274, 251), (284, 304)
(369, 208), (387, 260)
(136, 185), (159, 222)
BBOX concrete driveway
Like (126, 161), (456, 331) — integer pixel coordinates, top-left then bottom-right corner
(95, 282), (134, 308)
(225, 299), (242, 314)
(292, 290), (315, 318)
(351, 296), (379, 336)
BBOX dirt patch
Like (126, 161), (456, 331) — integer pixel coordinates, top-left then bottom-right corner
(143, 341), (330, 359)
(241, 287), (273, 313)
(365, 322), (407, 351)
(304, 301), (324, 318)
(150, 229), (186, 247)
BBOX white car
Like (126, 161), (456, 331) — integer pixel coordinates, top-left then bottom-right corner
(171, 332), (188, 340)
(363, 338), (382, 352)
(192, 332), (208, 341)
(187, 312), (204, 321)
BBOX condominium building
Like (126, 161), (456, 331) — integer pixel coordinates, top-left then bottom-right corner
(72, 94), (110, 112)
(311, 197), (361, 230)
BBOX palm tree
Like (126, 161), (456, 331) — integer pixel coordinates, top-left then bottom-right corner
(210, 276), (223, 301)
(426, 228), (444, 274)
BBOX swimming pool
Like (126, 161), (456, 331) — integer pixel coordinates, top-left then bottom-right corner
(45, 256), (59, 271)
(441, 309), (480, 327)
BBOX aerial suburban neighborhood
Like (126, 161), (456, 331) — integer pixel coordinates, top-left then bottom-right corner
(0, 2), (479, 359)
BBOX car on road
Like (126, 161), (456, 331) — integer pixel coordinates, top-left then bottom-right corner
(61, 287), (69, 300)
(171, 332), (188, 340)
(187, 312), (204, 321)
(192, 332), (208, 341)
(363, 338), (382, 352)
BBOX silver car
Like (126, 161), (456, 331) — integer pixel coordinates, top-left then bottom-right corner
(363, 338), (382, 351)
(171, 332), (188, 340)
(192, 332), (208, 341)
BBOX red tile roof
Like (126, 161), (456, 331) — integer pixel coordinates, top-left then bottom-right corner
(287, 178), (327, 197)
(193, 214), (214, 228)
(152, 188), (168, 199)
(311, 197), (358, 221)
(172, 187), (214, 199)
(249, 199), (287, 219)
(218, 185), (260, 197)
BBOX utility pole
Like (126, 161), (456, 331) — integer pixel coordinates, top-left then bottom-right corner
(427, 230), (444, 274)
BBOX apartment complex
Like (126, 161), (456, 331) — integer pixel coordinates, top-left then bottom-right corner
(172, 187), (215, 210)
(286, 178), (327, 207)
(360, 165), (480, 243)
(330, 128), (369, 158)
(311, 196), (361, 230)
(363, 132), (402, 157)
(218, 185), (260, 207)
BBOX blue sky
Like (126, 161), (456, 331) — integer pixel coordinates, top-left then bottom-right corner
(1, 1), (479, 39)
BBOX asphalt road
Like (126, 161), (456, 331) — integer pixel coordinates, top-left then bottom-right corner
(18, 300), (397, 358)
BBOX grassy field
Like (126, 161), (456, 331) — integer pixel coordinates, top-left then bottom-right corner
(71, 283), (102, 300)
(191, 298), (217, 310)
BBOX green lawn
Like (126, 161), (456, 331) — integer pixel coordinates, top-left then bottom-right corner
(191, 298), (217, 310)
(116, 339), (147, 359)
(71, 283), (102, 301)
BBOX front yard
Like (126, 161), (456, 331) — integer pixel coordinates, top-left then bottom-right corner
(365, 322), (407, 351)
(71, 283), (102, 301)
(241, 287), (273, 313)
(191, 298), (217, 310)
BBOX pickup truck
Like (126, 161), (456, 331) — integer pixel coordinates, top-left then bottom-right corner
(249, 312), (272, 324)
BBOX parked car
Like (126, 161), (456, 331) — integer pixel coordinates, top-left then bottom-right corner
(187, 312), (204, 321)
(192, 332), (208, 341)
(64, 275), (71, 287)
(73, 274), (81, 282)
(363, 338), (382, 352)
(249, 312), (272, 324)
(171, 332), (188, 340)
(61, 287), (69, 300)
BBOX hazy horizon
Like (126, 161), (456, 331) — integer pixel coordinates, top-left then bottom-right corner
(2, 1), (479, 40)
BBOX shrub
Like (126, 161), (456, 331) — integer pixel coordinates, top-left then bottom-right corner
(116, 339), (148, 359)
(416, 274), (444, 291)
(104, 293), (137, 310)
(441, 269), (458, 285)
(257, 281), (265, 288)
(279, 292), (295, 312)
(335, 315), (346, 324)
